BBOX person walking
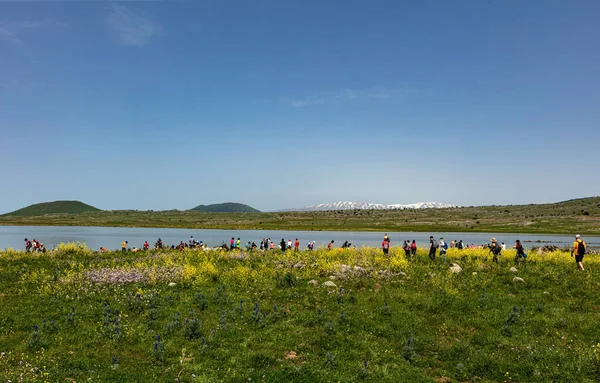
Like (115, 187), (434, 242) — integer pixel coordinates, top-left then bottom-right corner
(121, 241), (128, 252)
(230, 237), (235, 251)
(439, 238), (448, 262)
(402, 240), (411, 258)
(280, 238), (287, 252)
(410, 240), (417, 257)
(24, 238), (32, 252)
(382, 237), (390, 256)
(428, 236), (438, 261)
(513, 239), (526, 264)
(489, 238), (501, 263)
(328, 240), (335, 250)
(572, 234), (587, 271)
(294, 238), (300, 251)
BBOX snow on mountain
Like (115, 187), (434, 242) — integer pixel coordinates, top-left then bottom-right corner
(290, 201), (458, 212)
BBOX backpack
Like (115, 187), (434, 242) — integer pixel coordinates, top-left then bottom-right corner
(492, 245), (501, 255)
(442, 242), (448, 250)
(457, 242), (463, 249)
(411, 243), (417, 250)
(431, 240), (438, 249)
(577, 240), (586, 256)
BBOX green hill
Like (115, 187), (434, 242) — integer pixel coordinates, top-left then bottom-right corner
(3, 200), (101, 217)
(189, 202), (260, 213)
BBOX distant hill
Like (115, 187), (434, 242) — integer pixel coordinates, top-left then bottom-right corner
(3, 200), (101, 217)
(189, 202), (260, 213)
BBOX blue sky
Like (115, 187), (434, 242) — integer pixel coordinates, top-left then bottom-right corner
(1, 0), (599, 213)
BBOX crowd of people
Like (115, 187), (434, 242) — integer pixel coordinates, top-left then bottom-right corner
(23, 238), (46, 253)
(26, 232), (588, 271)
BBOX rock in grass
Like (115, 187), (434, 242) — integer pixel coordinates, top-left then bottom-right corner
(479, 264), (490, 270)
(449, 263), (462, 274)
(308, 280), (319, 287)
(472, 272), (478, 276)
(513, 277), (525, 283)
(323, 281), (337, 288)
(168, 282), (177, 287)
(510, 267), (518, 273)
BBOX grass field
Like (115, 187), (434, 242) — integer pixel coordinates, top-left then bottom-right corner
(1, 244), (600, 382)
(1, 197), (599, 235)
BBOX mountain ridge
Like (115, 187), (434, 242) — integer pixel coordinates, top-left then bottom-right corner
(282, 201), (458, 212)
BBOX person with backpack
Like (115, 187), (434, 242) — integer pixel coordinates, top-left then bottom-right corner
(513, 239), (526, 264)
(572, 234), (587, 271)
(457, 240), (464, 250)
(24, 238), (32, 252)
(294, 238), (300, 251)
(439, 238), (448, 262)
(382, 238), (390, 256)
(410, 240), (417, 257)
(280, 238), (287, 252)
(429, 236), (438, 261)
(489, 238), (502, 263)
(402, 240), (411, 258)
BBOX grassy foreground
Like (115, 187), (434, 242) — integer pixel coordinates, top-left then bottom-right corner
(1, 245), (600, 382)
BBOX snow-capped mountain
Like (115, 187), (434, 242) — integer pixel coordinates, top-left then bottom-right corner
(287, 201), (458, 212)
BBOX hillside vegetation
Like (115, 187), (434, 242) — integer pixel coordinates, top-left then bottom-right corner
(189, 202), (260, 213)
(0, 197), (598, 235)
(2, 200), (100, 217)
(0, 245), (599, 382)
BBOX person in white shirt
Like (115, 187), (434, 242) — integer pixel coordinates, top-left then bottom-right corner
(501, 242), (506, 250)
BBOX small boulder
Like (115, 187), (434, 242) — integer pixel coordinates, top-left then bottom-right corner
(449, 263), (462, 274)
(479, 264), (490, 270)
(168, 282), (177, 287)
(543, 291), (550, 295)
(513, 277), (524, 283)
(323, 281), (337, 288)
(510, 267), (518, 273)
(308, 280), (319, 287)
(472, 272), (478, 276)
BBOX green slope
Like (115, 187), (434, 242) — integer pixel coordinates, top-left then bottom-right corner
(189, 202), (260, 213)
(3, 200), (101, 217)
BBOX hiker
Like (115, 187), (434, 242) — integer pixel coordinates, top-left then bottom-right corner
(246, 241), (252, 251)
(572, 234), (587, 271)
(280, 238), (287, 252)
(429, 236), (438, 261)
(287, 239), (293, 249)
(341, 240), (349, 249)
(236, 238), (241, 249)
(100, 247), (107, 252)
(410, 240), (417, 257)
(121, 241), (128, 252)
(133, 247), (138, 252)
(382, 237), (390, 255)
(230, 238), (235, 250)
(32, 239), (39, 252)
(501, 242), (506, 250)
(402, 240), (411, 258)
(489, 238), (501, 263)
(269, 241), (275, 250)
(24, 238), (32, 252)
(457, 240), (464, 250)
(143, 241), (149, 250)
(513, 240), (526, 264)
(307, 241), (315, 251)
(450, 240), (455, 249)
(294, 238), (300, 251)
(328, 240), (335, 250)
(439, 238), (448, 262)
(155, 238), (163, 249)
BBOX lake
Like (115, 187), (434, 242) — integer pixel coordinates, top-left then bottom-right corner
(0, 225), (598, 251)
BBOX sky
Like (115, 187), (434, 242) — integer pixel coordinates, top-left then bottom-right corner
(1, 0), (599, 213)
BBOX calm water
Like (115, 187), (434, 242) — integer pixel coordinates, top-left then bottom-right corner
(0, 226), (598, 251)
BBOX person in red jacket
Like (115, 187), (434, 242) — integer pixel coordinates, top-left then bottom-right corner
(382, 238), (390, 255)
(294, 238), (299, 251)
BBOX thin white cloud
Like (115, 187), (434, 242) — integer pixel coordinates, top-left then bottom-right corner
(106, 4), (163, 46)
(288, 87), (419, 108)
(0, 19), (66, 45)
